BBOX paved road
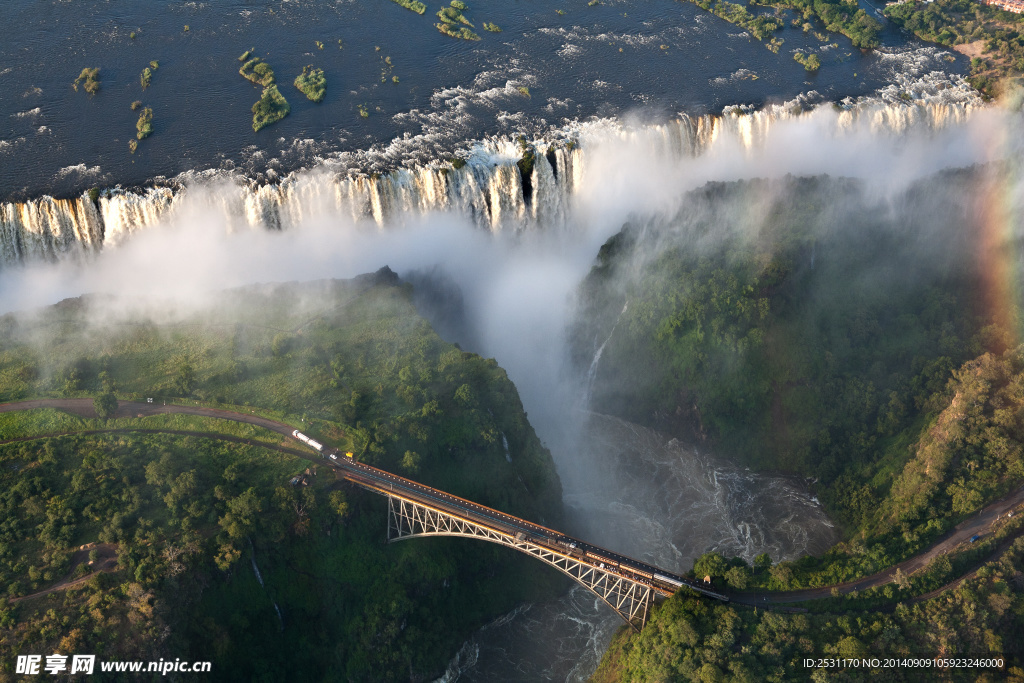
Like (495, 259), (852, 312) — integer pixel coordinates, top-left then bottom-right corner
(0, 398), (726, 602)
(4, 398), (1020, 607)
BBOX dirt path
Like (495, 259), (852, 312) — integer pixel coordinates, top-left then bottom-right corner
(0, 398), (297, 436)
(731, 484), (1024, 605)
(9, 544), (118, 604)
(3, 398), (1022, 608)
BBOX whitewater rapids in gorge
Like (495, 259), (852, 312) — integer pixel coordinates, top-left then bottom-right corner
(3, 67), (1022, 681)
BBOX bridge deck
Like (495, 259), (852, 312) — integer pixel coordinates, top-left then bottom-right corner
(327, 451), (728, 602)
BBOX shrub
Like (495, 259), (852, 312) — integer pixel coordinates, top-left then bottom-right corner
(240, 57), (275, 86)
(93, 392), (118, 419)
(140, 67), (152, 89)
(436, 2), (481, 39)
(483, 22), (502, 32)
(136, 107), (153, 139)
(389, 0), (427, 13)
(72, 68), (100, 95)
(252, 85), (290, 131)
(294, 65), (326, 102)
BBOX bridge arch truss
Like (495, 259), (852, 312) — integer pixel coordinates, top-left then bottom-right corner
(386, 494), (653, 630)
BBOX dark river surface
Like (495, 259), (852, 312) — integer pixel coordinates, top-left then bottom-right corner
(0, 0), (966, 201)
(0, 2), (976, 681)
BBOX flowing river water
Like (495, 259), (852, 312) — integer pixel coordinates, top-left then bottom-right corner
(1, 2), (1015, 678)
(432, 409), (838, 682)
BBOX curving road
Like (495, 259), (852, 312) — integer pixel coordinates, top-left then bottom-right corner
(0, 398), (727, 604)
(3, 398), (1022, 607)
(731, 484), (1024, 605)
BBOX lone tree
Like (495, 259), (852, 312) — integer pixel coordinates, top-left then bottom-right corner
(94, 392), (118, 419)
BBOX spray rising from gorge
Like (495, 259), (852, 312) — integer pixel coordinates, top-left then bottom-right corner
(0, 72), (985, 273)
(2, 77), (1021, 681)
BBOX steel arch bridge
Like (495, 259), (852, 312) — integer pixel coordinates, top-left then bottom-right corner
(386, 494), (656, 629)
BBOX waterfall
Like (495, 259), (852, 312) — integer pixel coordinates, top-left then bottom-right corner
(250, 552), (285, 632)
(0, 81), (983, 270)
(582, 302), (628, 408)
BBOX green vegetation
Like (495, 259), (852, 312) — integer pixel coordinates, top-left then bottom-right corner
(251, 85), (290, 131)
(130, 100), (142, 111)
(140, 67), (153, 90)
(593, 537), (1024, 681)
(575, 173), (1022, 586)
(390, 0), (428, 14)
(238, 56), (289, 131)
(149, 60), (159, 70)
(793, 50), (822, 70)
(450, 157), (467, 170)
(239, 57), (275, 87)
(436, 1), (481, 40)
(760, 0), (881, 48)
(483, 21), (502, 32)
(0, 274), (563, 680)
(294, 65), (326, 102)
(682, 0), (879, 53)
(357, 103), (369, 118)
(709, 1), (784, 41)
(135, 107), (153, 139)
(238, 49), (252, 62)
(580, 171), (1024, 681)
(93, 392), (117, 419)
(380, 54), (397, 83)
(517, 85), (531, 97)
(128, 139), (137, 154)
(885, 0), (1024, 95)
(72, 68), (100, 95)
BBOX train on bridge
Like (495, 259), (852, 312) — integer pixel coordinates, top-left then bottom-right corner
(290, 430), (726, 605)
(292, 430), (353, 462)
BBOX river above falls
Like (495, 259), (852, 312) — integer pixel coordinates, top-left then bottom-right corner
(0, 0), (966, 201)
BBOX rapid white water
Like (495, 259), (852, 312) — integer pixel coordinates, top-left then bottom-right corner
(2, 70), (1016, 683)
(435, 413), (839, 683)
(0, 72), (983, 270)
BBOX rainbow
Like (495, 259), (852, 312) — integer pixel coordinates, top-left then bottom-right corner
(974, 153), (1022, 351)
